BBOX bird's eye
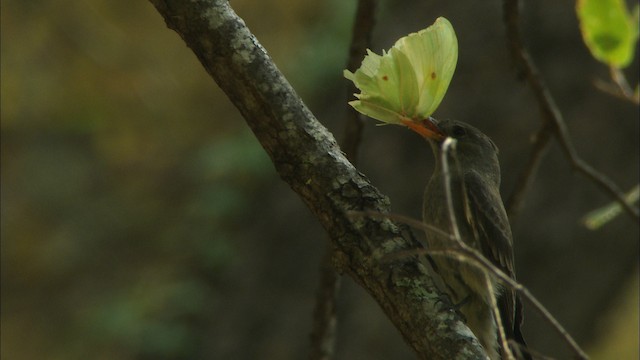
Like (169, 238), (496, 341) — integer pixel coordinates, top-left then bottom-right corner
(451, 125), (467, 137)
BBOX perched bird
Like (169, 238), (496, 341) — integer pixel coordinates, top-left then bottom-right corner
(403, 117), (529, 360)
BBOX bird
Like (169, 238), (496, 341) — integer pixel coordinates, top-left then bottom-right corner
(402, 117), (530, 359)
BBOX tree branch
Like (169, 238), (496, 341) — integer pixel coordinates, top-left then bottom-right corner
(310, 1), (378, 359)
(341, 0), (377, 161)
(149, 0), (486, 358)
(505, 122), (553, 220)
(503, 0), (640, 222)
(310, 249), (341, 360)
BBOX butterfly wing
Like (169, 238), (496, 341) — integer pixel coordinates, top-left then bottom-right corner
(344, 17), (457, 124)
(344, 48), (418, 124)
(396, 17), (458, 118)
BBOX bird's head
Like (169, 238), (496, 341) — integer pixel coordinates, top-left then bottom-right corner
(402, 117), (501, 185)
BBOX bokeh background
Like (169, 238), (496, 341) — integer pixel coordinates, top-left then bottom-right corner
(2, 1), (638, 359)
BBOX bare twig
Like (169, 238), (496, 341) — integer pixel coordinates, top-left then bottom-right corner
(593, 78), (626, 99)
(310, 1), (377, 359)
(505, 122), (553, 221)
(346, 210), (454, 239)
(428, 248), (588, 360)
(310, 248), (341, 360)
(349, 209), (589, 360)
(342, 0), (377, 160)
(590, 63), (639, 104)
(609, 67), (639, 104)
(593, 78), (640, 104)
(485, 274), (515, 360)
(503, 0), (639, 222)
(440, 138), (463, 243)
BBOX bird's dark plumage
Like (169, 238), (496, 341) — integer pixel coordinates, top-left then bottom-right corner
(416, 119), (529, 359)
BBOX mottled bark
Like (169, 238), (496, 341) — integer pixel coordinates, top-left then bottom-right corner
(149, 1), (487, 358)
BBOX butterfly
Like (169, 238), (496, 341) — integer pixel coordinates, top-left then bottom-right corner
(344, 17), (458, 127)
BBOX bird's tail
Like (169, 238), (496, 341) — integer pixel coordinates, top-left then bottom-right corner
(509, 295), (532, 360)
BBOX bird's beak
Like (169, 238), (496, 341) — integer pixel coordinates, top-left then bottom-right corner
(401, 117), (445, 141)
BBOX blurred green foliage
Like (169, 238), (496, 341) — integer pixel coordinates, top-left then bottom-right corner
(1, 0), (354, 358)
(576, 0), (639, 68)
(2, 1), (638, 359)
(587, 273), (639, 360)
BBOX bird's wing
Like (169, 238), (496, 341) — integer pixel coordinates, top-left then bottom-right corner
(463, 170), (516, 332)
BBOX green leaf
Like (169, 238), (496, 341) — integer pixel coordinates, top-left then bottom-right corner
(344, 17), (458, 125)
(583, 184), (640, 230)
(576, 0), (639, 68)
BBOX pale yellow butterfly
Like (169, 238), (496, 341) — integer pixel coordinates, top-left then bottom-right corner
(344, 17), (458, 127)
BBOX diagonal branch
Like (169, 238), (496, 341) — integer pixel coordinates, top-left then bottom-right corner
(342, 0), (377, 162)
(505, 122), (553, 220)
(310, 249), (341, 360)
(503, 0), (639, 222)
(310, 1), (378, 359)
(149, 0), (485, 358)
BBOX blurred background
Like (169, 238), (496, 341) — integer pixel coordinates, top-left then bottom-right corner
(1, 0), (638, 359)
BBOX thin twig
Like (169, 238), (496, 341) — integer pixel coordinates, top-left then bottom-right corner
(485, 274), (515, 360)
(346, 210), (453, 239)
(609, 67), (639, 104)
(441, 138), (463, 243)
(310, 1), (377, 359)
(593, 78), (626, 100)
(349, 209), (589, 360)
(342, 0), (378, 160)
(310, 248), (341, 360)
(506, 122), (553, 221)
(427, 246), (588, 360)
(503, 0), (639, 222)
(593, 76), (639, 104)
